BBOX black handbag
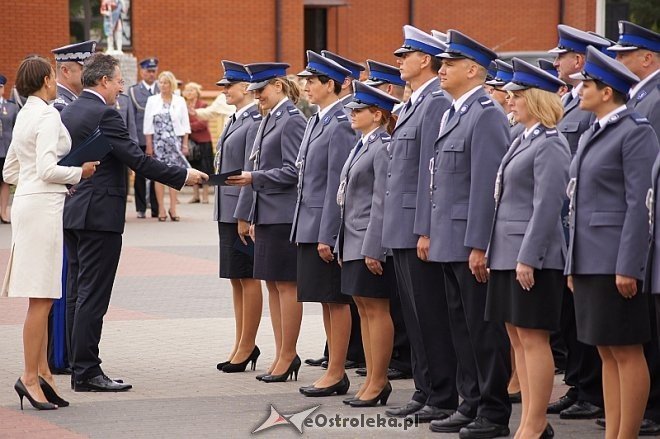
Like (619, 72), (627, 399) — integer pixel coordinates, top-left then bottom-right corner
(187, 139), (202, 161)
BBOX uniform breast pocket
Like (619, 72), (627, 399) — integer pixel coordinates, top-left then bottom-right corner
(589, 211), (626, 227)
(560, 121), (580, 134)
(439, 139), (467, 173)
(396, 126), (418, 159)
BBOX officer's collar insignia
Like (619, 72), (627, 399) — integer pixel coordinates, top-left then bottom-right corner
(322, 115), (332, 125)
(637, 90), (647, 101)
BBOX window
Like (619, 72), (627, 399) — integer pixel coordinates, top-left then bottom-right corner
(605, 0), (659, 40)
(69, 0), (133, 49)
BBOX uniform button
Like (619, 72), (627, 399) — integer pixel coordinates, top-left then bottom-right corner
(432, 204), (436, 209)
(388, 173), (391, 177)
(433, 185), (437, 190)
(386, 191), (390, 196)
(389, 155), (393, 159)
(450, 145), (454, 149)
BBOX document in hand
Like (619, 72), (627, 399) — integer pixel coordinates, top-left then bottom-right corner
(207, 169), (242, 186)
(58, 127), (113, 166)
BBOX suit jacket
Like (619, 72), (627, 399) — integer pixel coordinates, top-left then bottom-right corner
(486, 126), (570, 270)
(128, 82), (159, 146)
(646, 153), (660, 293)
(115, 93), (138, 144)
(291, 101), (356, 245)
(557, 92), (594, 156)
(628, 72), (660, 143)
(0, 98), (19, 158)
(246, 101), (306, 225)
(428, 88), (510, 262)
(214, 104), (261, 223)
(2, 96), (82, 193)
(53, 84), (77, 112)
(61, 91), (187, 234)
(336, 127), (390, 262)
(383, 78), (451, 249)
(565, 109), (658, 279)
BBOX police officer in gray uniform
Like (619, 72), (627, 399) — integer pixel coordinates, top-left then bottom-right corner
(321, 51), (365, 107)
(383, 25), (458, 424)
(424, 29), (511, 438)
(128, 57), (160, 218)
(51, 40), (96, 112)
(0, 75), (19, 224)
(546, 25), (612, 420)
(364, 59), (407, 116)
(485, 60), (523, 139)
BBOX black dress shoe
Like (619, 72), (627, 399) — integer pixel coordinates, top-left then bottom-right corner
(387, 368), (411, 380)
(405, 405), (452, 423)
(349, 382), (392, 407)
(343, 396), (357, 405)
(508, 391), (521, 404)
(321, 360), (328, 369)
(541, 423), (554, 438)
(345, 360), (363, 369)
(458, 417), (510, 439)
(304, 356), (328, 367)
(73, 374), (132, 392)
(300, 374), (350, 397)
(546, 394), (576, 414)
(51, 367), (72, 375)
(355, 367), (367, 376)
(429, 410), (474, 432)
(216, 361), (230, 371)
(385, 400), (424, 418)
(560, 400), (604, 419)
(596, 418), (660, 436)
(137, 211), (146, 219)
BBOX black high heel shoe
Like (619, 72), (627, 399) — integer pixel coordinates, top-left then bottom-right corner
(222, 346), (260, 373)
(540, 423), (554, 438)
(14, 378), (57, 410)
(349, 382), (392, 407)
(301, 374), (350, 397)
(216, 360), (231, 371)
(342, 396), (357, 405)
(39, 377), (69, 407)
(168, 210), (180, 222)
(261, 355), (301, 382)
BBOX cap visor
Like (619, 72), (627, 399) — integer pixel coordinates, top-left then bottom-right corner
(216, 78), (233, 86)
(502, 82), (528, 92)
(485, 79), (506, 87)
(437, 51), (465, 59)
(548, 46), (569, 54)
(297, 70), (314, 78)
(345, 101), (370, 109)
(363, 79), (385, 86)
(394, 47), (415, 57)
(246, 80), (270, 91)
(607, 44), (638, 52)
(569, 72), (590, 81)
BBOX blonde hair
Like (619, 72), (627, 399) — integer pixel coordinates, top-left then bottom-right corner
(516, 88), (564, 128)
(184, 81), (202, 98)
(269, 76), (301, 104)
(158, 71), (178, 92)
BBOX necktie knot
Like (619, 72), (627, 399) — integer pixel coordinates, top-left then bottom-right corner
(593, 121), (600, 132)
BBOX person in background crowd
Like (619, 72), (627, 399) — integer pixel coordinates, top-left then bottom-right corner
(213, 61), (263, 374)
(144, 71), (191, 222)
(227, 63), (306, 383)
(2, 55), (97, 410)
(337, 81), (399, 407)
(0, 75), (19, 224)
(183, 82), (214, 204)
(566, 46), (658, 439)
(485, 58), (569, 439)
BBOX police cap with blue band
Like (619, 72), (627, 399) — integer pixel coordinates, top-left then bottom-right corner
(217, 60), (251, 86)
(0, 75), (6, 86)
(549, 25), (611, 54)
(52, 40), (97, 65)
(569, 45), (639, 95)
(245, 62), (290, 91)
(537, 59), (559, 77)
(438, 29), (498, 70)
(394, 25), (447, 57)
(320, 51), (364, 79)
(139, 57), (159, 70)
(431, 30), (448, 43)
(608, 21), (660, 53)
(298, 50), (351, 85)
(486, 60), (514, 87)
(345, 81), (400, 112)
(504, 57), (566, 93)
(364, 59), (405, 87)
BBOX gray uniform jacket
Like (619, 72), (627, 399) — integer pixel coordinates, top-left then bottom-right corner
(383, 78), (451, 249)
(335, 127), (390, 262)
(291, 101), (357, 246)
(646, 153), (660, 293)
(427, 88), (510, 262)
(242, 102), (306, 225)
(53, 84), (77, 112)
(215, 104), (261, 223)
(115, 93), (138, 144)
(558, 92), (594, 155)
(128, 82), (159, 146)
(565, 109), (658, 279)
(0, 98), (19, 158)
(487, 126), (570, 270)
(628, 72), (660, 142)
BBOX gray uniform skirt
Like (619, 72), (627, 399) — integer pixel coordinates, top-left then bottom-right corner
(573, 275), (650, 346)
(296, 243), (350, 304)
(253, 224), (297, 282)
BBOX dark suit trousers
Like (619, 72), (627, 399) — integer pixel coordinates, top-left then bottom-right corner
(560, 286), (604, 406)
(393, 249), (458, 409)
(64, 229), (122, 380)
(389, 283), (412, 374)
(442, 262), (511, 425)
(643, 295), (660, 422)
(134, 144), (159, 215)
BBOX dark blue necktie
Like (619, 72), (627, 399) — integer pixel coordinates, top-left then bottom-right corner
(352, 140), (364, 162)
(446, 106), (456, 122)
(593, 121), (600, 132)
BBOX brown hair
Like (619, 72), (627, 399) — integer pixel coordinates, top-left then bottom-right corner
(269, 76), (301, 104)
(368, 106), (396, 134)
(15, 55), (53, 96)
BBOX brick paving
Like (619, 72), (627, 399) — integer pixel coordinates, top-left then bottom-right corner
(0, 189), (604, 438)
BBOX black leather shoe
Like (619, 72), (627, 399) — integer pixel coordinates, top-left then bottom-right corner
(458, 417), (510, 439)
(304, 356), (328, 367)
(429, 410), (474, 433)
(321, 360), (328, 369)
(355, 367), (367, 376)
(560, 401), (604, 419)
(137, 211), (146, 219)
(51, 367), (72, 376)
(74, 374), (132, 392)
(596, 418), (660, 436)
(387, 368), (411, 380)
(595, 418), (605, 428)
(385, 400), (424, 418)
(540, 423), (554, 438)
(508, 391), (521, 404)
(301, 374), (350, 397)
(406, 405), (452, 423)
(345, 360), (363, 369)
(547, 394), (576, 414)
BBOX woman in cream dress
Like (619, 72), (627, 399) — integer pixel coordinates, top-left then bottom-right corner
(1, 56), (97, 410)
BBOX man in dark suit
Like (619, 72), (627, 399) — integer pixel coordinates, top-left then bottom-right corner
(61, 53), (207, 392)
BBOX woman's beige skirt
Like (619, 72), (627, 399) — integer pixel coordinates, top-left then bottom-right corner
(1, 192), (66, 298)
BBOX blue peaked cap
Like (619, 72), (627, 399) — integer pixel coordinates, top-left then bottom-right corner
(245, 62), (290, 91)
(609, 21), (660, 53)
(504, 57), (566, 93)
(570, 46), (639, 95)
(365, 59), (405, 87)
(549, 25), (611, 54)
(394, 25), (447, 57)
(298, 50), (351, 84)
(438, 29), (497, 69)
(486, 60), (514, 86)
(346, 81), (400, 112)
(537, 59), (558, 77)
(217, 60), (251, 85)
(321, 51), (364, 79)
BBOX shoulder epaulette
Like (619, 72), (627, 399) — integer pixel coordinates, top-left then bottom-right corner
(478, 96), (494, 108)
(335, 110), (349, 121)
(251, 111), (262, 120)
(287, 106), (299, 115)
(381, 132), (392, 142)
(632, 116), (650, 125)
(545, 128), (559, 137)
(432, 90), (445, 96)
